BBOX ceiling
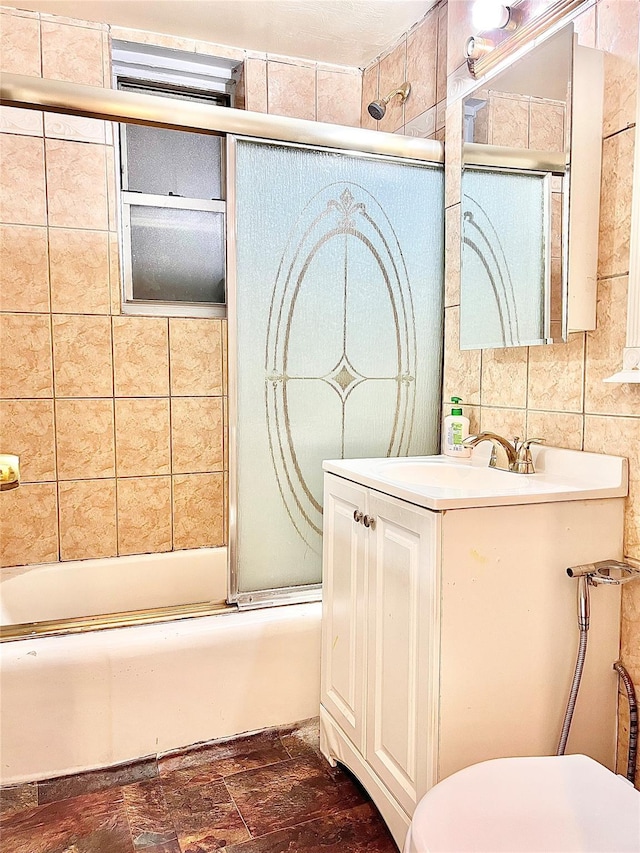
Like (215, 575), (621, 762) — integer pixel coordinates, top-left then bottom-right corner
(13, 0), (437, 67)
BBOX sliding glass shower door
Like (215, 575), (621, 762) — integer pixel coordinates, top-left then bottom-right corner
(229, 138), (444, 603)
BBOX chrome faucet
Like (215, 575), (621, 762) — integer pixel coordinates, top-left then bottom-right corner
(462, 432), (543, 473)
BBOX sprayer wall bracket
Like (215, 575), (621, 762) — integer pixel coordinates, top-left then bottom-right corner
(566, 559), (640, 585)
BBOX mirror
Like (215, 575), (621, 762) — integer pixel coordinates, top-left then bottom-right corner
(459, 25), (599, 350)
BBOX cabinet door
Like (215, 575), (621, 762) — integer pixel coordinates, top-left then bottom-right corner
(365, 490), (440, 816)
(321, 474), (368, 752)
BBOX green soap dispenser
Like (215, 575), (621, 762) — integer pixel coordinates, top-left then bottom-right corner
(443, 396), (470, 458)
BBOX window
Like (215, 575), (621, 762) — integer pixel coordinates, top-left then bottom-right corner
(112, 42), (239, 317)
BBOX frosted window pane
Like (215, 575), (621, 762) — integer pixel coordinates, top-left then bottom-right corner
(234, 140), (444, 594)
(126, 125), (222, 199)
(130, 205), (225, 303)
(460, 168), (548, 349)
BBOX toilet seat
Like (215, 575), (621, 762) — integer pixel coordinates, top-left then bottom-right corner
(403, 754), (640, 853)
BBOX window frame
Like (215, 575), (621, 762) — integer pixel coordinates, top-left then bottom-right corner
(112, 42), (237, 318)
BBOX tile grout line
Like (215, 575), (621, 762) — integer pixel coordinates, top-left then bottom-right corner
(119, 784), (141, 852)
(314, 64), (318, 123)
(154, 774), (181, 850)
(217, 755), (297, 783)
(110, 319), (118, 557)
(265, 57), (270, 115)
(524, 356), (529, 439)
(40, 72), (61, 563)
(278, 732), (295, 761)
(224, 802), (386, 852)
(602, 122), (636, 143)
(223, 778), (254, 842)
(598, 271), (631, 282)
(37, 11), (43, 78)
(167, 318), (175, 553)
(105, 33), (119, 558)
(581, 327), (588, 451)
(130, 773), (180, 851)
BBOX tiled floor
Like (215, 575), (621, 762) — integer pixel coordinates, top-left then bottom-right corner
(0, 718), (398, 853)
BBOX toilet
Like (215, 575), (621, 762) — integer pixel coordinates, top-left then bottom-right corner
(403, 754), (640, 852)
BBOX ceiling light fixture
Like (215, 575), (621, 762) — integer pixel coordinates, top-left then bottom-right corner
(464, 35), (495, 61)
(471, 1), (517, 32)
(465, 1), (521, 68)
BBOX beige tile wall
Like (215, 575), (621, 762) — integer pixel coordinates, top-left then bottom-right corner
(439, 0), (640, 785)
(0, 6), (362, 570)
(360, 0), (447, 139)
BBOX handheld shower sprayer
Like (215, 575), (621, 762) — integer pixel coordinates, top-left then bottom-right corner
(367, 82), (411, 121)
(558, 559), (640, 781)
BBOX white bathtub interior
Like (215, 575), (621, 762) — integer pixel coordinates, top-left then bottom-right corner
(0, 548), (227, 626)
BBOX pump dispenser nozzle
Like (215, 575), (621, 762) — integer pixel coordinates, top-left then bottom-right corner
(450, 396), (463, 416)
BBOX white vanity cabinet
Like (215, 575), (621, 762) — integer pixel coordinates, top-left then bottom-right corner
(321, 476), (439, 818)
(320, 455), (627, 850)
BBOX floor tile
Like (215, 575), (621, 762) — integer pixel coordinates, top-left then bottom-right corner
(224, 802), (397, 852)
(5, 723), (396, 853)
(161, 775), (250, 852)
(0, 783), (38, 818)
(123, 778), (177, 850)
(141, 843), (182, 853)
(38, 755), (158, 804)
(158, 762), (224, 791)
(0, 787), (134, 853)
(279, 717), (322, 761)
(225, 755), (368, 837)
(159, 730), (289, 779)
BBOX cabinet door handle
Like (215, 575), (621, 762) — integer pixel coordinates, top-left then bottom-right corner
(353, 510), (364, 523)
(363, 515), (376, 529)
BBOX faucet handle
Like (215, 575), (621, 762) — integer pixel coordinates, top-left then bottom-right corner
(521, 438), (544, 449)
(513, 438), (544, 474)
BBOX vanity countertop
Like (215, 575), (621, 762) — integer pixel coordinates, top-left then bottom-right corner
(323, 446), (628, 511)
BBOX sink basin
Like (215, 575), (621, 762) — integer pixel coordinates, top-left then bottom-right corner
(323, 448), (628, 510)
(378, 459), (532, 491)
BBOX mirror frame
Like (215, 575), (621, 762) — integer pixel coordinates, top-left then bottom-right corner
(458, 23), (605, 351)
(459, 25), (575, 350)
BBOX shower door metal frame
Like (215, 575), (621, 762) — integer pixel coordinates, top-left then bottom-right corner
(0, 72), (444, 618)
(227, 136), (446, 607)
(0, 73), (443, 163)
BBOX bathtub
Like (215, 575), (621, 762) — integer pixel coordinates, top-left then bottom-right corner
(0, 548), (322, 785)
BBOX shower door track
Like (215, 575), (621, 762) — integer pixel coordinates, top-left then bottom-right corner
(0, 601), (236, 642)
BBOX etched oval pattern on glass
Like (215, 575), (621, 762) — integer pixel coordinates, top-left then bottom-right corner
(265, 182), (417, 552)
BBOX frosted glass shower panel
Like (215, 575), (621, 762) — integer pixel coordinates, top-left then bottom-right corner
(460, 168), (550, 349)
(234, 140), (444, 594)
